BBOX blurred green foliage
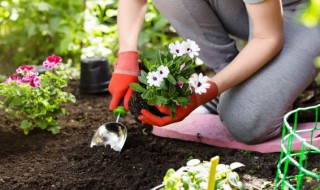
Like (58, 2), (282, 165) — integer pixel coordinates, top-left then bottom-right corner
(81, 0), (118, 63)
(0, 0), (318, 74)
(0, 0), (85, 68)
(83, 0), (181, 65)
(300, 0), (320, 27)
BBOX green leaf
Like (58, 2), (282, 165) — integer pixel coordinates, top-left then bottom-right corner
(9, 98), (23, 108)
(143, 59), (152, 71)
(155, 95), (167, 105)
(141, 89), (152, 99)
(147, 99), (156, 106)
(157, 51), (164, 66)
(154, 17), (168, 31)
(21, 120), (32, 135)
(48, 125), (60, 134)
(46, 117), (53, 123)
(176, 97), (189, 104)
(69, 94), (76, 103)
(138, 31), (150, 47)
(177, 76), (188, 83)
(167, 74), (176, 85)
(130, 83), (145, 93)
(141, 70), (148, 77)
(161, 90), (169, 98)
(138, 75), (148, 85)
(168, 85), (176, 96)
(36, 120), (49, 129)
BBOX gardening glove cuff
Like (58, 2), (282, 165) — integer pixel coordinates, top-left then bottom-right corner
(109, 51), (140, 111)
(114, 51), (139, 76)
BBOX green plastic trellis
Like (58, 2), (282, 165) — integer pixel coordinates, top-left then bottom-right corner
(275, 104), (320, 190)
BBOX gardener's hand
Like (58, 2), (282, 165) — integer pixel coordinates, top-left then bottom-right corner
(138, 81), (219, 126)
(109, 51), (139, 111)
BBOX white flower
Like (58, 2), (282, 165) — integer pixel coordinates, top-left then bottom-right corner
(230, 162), (245, 170)
(157, 65), (170, 78)
(183, 39), (200, 58)
(216, 164), (229, 174)
(187, 159), (201, 166)
(188, 73), (211, 95)
(169, 41), (187, 56)
(199, 182), (208, 190)
(146, 71), (163, 87)
(221, 183), (233, 190)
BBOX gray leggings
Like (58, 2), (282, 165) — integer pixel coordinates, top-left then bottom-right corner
(152, 0), (320, 144)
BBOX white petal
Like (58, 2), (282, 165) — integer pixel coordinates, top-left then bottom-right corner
(187, 159), (201, 166)
(230, 162), (245, 170)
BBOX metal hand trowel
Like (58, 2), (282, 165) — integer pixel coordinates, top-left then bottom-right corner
(90, 104), (127, 152)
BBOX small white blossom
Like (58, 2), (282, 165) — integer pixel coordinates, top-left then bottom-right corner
(169, 41), (187, 56)
(230, 162), (245, 170)
(216, 164), (229, 174)
(146, 71), (163, 87)
(188, 73), (211, 95)
(187, 159), (201, 166)
(183, 39), (200, 58)
(157, 65), (170, 78)
(199, 182), (208, 189)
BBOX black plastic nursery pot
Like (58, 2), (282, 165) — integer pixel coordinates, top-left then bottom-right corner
(79, 56), (111, 94)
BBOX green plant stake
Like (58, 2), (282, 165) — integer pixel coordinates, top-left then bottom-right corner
(275, 104), (320, 190)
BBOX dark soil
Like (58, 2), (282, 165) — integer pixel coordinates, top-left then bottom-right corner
(128, 91), (166, 123)
(0, 80), (319, 190)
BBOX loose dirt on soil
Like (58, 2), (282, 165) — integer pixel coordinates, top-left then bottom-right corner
(0, 80), (319, 190)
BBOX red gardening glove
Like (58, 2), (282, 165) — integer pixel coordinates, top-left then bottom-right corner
(138, 81), (219, 126)
(109, 51), (139, 111)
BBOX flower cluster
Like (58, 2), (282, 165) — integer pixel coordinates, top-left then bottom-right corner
(0, 55), (75, 135)
(5, 55), (62, 88)
(146, 65), (170, 87)
(169, 39), (200, 58)
(130, 39), (211, 118)
(160, 158), (245, 190)
(6, 65), (40, 87)
(43, 54), (62, 69)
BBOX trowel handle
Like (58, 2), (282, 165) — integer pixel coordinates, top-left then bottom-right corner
(113, 101), (126, 117)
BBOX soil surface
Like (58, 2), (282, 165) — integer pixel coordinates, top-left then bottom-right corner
(0, 80), (319, 190)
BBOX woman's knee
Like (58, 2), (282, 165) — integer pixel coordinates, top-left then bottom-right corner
(219, 102), (283, 144)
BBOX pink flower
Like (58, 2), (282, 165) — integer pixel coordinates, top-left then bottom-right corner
(5, 74), (22, 85)
(16, 65), (34, 73)
(29, 76), (41, 88)
(21, 71), (39, 84)
(43, 55), (62, 69)
(177, 81), (184, 88)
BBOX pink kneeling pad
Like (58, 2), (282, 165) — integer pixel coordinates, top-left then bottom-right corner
(152, 114), (320, 153)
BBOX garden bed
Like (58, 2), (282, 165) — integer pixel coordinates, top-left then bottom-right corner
(0, 80), (318, 190)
